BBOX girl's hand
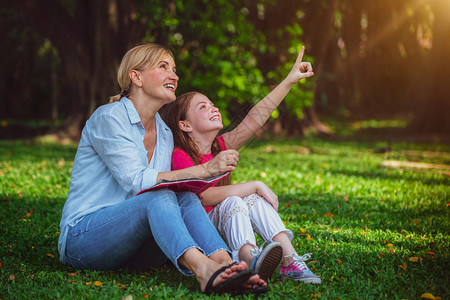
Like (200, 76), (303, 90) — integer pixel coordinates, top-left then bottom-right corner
(254, 181), (279, 212)
(205, 149), (239, 176)
(285, 46), (314, 85)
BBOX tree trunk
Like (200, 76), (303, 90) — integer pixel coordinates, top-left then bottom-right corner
(300, 0), (338, 136)
(341, 0), (363, 111)
(250, 0), (334, 137)
(411, 0), (450, 133)
(14, 0), (147, 141)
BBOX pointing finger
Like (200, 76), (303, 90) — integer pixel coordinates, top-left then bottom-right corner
(295, 46), (305, 66)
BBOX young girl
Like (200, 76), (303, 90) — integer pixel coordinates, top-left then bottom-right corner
(160, 47), (321, 284)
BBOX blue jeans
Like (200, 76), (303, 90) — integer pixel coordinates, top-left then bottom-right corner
(65, 190), (229, 275)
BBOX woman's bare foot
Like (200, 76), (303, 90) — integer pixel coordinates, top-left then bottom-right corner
(242, 273), (267, 290)
(179, 249), (266, 294)
(197, 260), (249, 292)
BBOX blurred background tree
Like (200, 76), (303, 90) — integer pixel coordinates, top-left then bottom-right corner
(1, 0), (448, 140)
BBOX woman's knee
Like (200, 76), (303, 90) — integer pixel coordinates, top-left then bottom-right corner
(137, 189), (178, 212)
(176, 191), (201, 207)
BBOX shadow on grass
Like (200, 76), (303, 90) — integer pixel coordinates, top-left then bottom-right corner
(325, 165), (449, 187)
(279, 191), (447, 233)
(0, 140), (77, 161)
(0, 194), (202, 297)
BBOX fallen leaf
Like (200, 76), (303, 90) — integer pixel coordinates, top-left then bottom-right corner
(335, 259), (342, 264)
(9, 274), (15, 281)
(409, 257), (420, 262)
(421, 293), (436, 299)
(427, 251), (435, 256)
(400, 263), (407, 270)
(308, 260), (319, 264)
(94, 281), (102, 286)
(387, 243), (394, 247)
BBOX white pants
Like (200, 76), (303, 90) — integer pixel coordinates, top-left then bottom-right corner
(207, 193), (293, 262)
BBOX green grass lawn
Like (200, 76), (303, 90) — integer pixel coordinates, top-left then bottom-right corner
(1, 133), (448, 299)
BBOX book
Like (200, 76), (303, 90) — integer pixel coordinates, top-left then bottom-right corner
(137, 172), (230, 195)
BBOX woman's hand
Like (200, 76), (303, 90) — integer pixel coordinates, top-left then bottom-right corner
(205, 149), (239, 176)
(254, 181), (279, 212)
(285, 46), (314, 85)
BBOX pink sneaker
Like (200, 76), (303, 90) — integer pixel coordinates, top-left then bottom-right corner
(249, 242), (283, 283)
(279, 253), (321, 284)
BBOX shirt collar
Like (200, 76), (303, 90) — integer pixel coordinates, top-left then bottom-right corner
(121, 97), (142, 125)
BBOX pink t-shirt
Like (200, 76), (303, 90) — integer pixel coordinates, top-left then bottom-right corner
(172, 135), (226, 213)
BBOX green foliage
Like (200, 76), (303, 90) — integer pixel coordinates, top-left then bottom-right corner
(162, 1), (269, 126)
(1, 133), (448, 299)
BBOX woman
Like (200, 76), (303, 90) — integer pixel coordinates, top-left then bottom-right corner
(58, 43), (265, 295)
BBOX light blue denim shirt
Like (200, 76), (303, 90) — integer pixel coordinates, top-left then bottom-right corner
(58, 97), (173, 263)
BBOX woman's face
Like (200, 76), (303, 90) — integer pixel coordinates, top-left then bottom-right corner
(139, 55), (179, 103)
(183, 94), (223, 134)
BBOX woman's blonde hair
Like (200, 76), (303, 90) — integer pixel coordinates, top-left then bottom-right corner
(110, 43), (174, 102)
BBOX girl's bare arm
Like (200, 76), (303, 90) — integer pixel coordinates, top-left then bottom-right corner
(222, 46), (314, 150)
(199, 181), (279, 211)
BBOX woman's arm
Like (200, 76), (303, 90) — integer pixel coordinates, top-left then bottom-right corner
(158, 149), (240, 182)
(222, 46), (314, 150)
(199, 181), (279, 211)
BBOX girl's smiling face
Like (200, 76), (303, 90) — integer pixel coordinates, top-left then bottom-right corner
(180, 93), (223, 134)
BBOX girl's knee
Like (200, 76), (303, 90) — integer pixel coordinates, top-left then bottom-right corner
(222, 196), (247, 212)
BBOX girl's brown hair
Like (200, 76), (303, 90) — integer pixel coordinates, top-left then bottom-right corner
(160, 92), (231, 186)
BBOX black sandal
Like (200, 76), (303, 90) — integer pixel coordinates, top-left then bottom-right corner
(203, 262), (252, 296)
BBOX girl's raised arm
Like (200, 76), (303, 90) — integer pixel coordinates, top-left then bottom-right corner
(222, 46), (314, 150)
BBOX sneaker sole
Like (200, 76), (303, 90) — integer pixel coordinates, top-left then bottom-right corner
(281, 274), (322, 284)
(254, 243), (283, 283)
